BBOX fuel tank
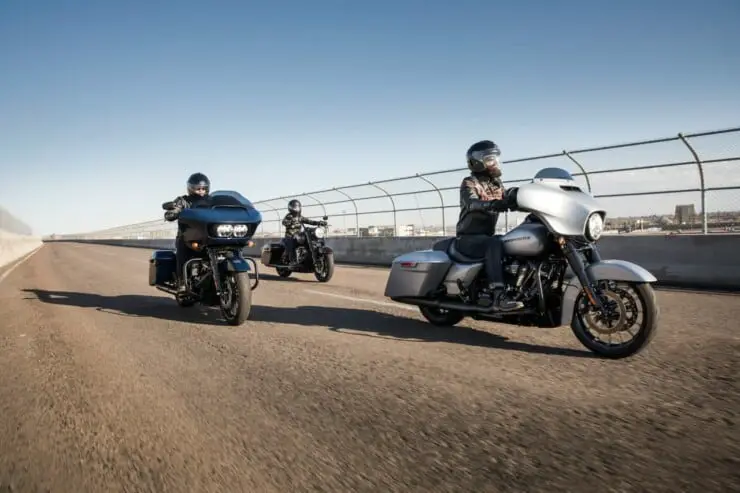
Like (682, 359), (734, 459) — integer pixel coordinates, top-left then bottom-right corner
(502, 222), (550, 257)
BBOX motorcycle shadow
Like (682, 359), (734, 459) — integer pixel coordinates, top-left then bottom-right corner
(249, 305), (595, 358)
(257, 273), (313, 283)
(23, 288), (226, 325)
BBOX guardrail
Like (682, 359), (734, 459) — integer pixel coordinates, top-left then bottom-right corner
(49, 126), (740, 241)
(0, 205), (34, 236)
(47, 234), (740, 291)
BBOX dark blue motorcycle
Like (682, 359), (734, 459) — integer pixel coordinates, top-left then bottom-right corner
(149, 191), (262, 325)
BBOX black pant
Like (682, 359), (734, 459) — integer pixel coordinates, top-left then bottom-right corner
(456, 234), (504, 286)
(282, 235), (298, 263)
(175, 236), (194, 283)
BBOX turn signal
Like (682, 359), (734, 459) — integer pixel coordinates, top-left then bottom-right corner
(247, 240), (255, 248)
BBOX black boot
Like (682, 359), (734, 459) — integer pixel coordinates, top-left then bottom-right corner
(488, 283), (524, 312)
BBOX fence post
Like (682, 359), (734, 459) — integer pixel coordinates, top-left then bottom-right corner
(562, 150), (593, 194)
(678, 133), (708, 234)
(415, 174), (446, 235)
(369, 182), (397, 235)
(333, 188), (360, 236)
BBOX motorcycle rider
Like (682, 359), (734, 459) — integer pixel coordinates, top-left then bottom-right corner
(281, 199), (327, 265)
(164, 172), (211, 293)
(455, 140), (523, 311)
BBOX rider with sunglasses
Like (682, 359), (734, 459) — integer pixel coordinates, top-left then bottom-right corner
(164, 172), (211, 293)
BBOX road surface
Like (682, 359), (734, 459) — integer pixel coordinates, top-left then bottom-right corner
(1, 243), (738, 492)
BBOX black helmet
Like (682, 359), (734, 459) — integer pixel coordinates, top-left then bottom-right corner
(187, 172), (210, 197)
(466, 140), (502, 178)
(288, 199), (301, 215)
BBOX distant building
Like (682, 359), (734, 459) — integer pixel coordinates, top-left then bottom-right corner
(674, 204), (696, 224)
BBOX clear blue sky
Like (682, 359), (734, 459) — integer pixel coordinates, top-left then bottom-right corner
(1, 0), (738, 235)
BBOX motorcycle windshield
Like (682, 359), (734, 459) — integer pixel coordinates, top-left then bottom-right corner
(181, 190), (263, 225)
(192, 190), (256, 209)
(516, 167), (604, 237)
(533, 167), (575, 181)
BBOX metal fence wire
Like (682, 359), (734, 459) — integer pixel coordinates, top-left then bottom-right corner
(52, 127), (740, 240)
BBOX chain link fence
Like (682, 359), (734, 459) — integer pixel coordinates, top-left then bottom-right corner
(52, 127), (740, 241)
(0, 205), (34, 236)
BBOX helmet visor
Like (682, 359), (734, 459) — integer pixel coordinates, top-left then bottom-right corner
(472, 147), (501, 170)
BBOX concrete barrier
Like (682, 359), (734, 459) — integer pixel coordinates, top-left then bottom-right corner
(44, 234), (740, 291)
(0, 230), (43, 269)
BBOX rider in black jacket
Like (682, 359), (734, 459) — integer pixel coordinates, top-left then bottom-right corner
(281, 199), (326, 265)
(164, 172), (211, 293)
(455, 140), (522, 311)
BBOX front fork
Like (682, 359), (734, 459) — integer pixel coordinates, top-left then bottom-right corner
(558, 238), (609, 316)
(209, 250), (223, 297)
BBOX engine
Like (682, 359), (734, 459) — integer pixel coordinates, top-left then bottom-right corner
(503, 258), (561, 303)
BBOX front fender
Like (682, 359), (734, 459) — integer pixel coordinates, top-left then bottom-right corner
(559, 259), (657, 326)
(225, 253), (251, 272)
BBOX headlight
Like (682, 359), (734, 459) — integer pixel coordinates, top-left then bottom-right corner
(215, 224), (234, 237)
(585, 213), (604, 241)
(233, 224), (249, 237)
(314, 227), (325, 238)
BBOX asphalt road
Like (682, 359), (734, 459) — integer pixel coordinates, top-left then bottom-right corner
(1, 243), (738, 493)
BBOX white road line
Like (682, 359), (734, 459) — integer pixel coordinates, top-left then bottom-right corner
(303, 289), (418, 311)
(0, 244), (44, 285)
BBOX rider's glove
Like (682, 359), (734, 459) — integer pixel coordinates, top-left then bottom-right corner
(505, 187), (519, 210)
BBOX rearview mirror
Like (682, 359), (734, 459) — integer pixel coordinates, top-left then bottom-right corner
(162, 201), (176, 211)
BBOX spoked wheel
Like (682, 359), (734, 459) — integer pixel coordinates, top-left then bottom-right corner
(219, 272), (253, 325)
(419, 306), (466, 326)
(314, 254), (334, 282)
(571, 281), (659, 358)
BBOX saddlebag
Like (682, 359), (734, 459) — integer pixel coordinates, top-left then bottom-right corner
(384, 250), (452, 298)
(260, 242), (284, 266)
(149, 250), (177, 286)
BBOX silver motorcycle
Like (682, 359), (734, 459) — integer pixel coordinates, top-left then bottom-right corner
(384, 167), (659, 358)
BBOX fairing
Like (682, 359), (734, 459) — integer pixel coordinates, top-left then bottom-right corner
(515, 168), (605, 237)
(178, 189), (263, 245)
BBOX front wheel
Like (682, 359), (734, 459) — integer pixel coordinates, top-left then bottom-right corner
(220, 272), (253, 326)
(571, 281), (659, 359)
(419, 306), (466, 326)
(314, 254), (334, 282)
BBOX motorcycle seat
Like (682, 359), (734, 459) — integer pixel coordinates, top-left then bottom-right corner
(431, 237), (485, 263)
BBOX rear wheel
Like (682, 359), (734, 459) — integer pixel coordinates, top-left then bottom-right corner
(419, 306), (466, 326)
(276, 267), (292, 278)
(571, 281), (659, 358)
(220, 272), (253, 325)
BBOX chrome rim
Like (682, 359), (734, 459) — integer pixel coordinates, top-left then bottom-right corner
(577, 281), (646, 349)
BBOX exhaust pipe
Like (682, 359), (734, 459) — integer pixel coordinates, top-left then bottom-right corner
(391, 296), (536, 317)
(156, 285), (178, 295)
(392, 296), (498, 314)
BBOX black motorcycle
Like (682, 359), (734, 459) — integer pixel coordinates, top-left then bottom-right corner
(149, 190), (262, 325)
(260, 216), (335, 282)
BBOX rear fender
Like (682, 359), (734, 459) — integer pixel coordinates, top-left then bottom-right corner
(560, 259), (657, 326)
